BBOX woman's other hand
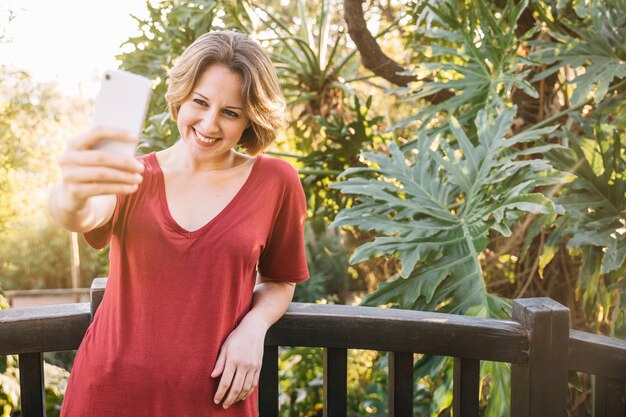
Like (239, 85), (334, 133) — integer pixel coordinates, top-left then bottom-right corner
(211, 316), (266, 408)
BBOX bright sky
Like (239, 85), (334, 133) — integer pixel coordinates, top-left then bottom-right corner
(0, 0), (150, 96)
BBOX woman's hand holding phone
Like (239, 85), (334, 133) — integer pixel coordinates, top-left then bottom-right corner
(50, 70), (151, 231)
(56, 128), (145, 212)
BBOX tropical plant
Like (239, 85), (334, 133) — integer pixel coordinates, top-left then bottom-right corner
(254, 0), (360, 120)
(527, 0), (626, 338)
(331, 108), (560, 413)
(542, 113), (626, 337)
(300, 95), (388, 221)
(396, 0), (537, 136)
(332, 109), (559, 316)
(328, 0), (626, 414)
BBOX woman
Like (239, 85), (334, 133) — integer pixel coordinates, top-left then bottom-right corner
(50, 30), (309, 416)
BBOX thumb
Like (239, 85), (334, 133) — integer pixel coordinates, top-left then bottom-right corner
(211, 350), (226, 378)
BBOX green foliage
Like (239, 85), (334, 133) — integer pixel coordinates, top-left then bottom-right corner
(397, 0), (536, 133)
(278, 347), (398, 417)
(279, 346), (324, 416)
(331, 108), (560, 413)
(256, 0), (359, 116)
(521, 0), (626, 336)
(0, 356), (68, 417)
(541, 111), (626, 336)
(332, 109), (559, 316)
(301, 95), (388, 221)
(0, 356), (19, 417)
(0, 219), (108, 290)
(295, 222), (350, 303)
(530, 0), (626, 105)
(0, 67), (63, 234)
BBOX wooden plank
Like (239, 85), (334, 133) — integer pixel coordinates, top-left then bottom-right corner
(0, 303), (91, 355)
(569, 330), (626, 380)
(593, 376), (626, 417)
(258, 345), (279, 417)
(19, 352), (45, 417)
(90, 278), (107, 319)
(266, 303), (529, 364)
(604, 378), (625, 417)
(453, 358), (480, 417)
(388, 351), (413, 417)
(511, 298), (569, 417)
(324, 348), (347, 417)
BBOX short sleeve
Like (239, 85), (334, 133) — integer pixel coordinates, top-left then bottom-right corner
(83, 194), (125, 250)
(258, 165), (310, 282)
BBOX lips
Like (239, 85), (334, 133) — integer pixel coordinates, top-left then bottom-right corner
(194, 128), (221, 144)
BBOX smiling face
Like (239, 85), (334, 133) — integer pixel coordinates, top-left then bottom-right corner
(176, 64), (250, 165)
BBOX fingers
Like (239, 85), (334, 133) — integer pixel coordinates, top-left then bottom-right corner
(222, 370), (246, 408)
(68, 127), (138, 151)
(235, 370), (258, 402)
(57, 129), (145, 205)
(215, 368), (258, 409)
(60, 149), (144, 174)
(211, 349), (226, 379)
(213, 362), (234, 406)
(213, 352), (260, 408)
(62, 164), (143, 185)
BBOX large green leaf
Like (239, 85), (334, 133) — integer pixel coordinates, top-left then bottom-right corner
(332, 108), (559, 317)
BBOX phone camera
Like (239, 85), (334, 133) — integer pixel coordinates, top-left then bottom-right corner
(105, 74), (111, 80)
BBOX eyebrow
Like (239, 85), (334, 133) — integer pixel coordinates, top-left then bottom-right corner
(193, 91), (244, 111)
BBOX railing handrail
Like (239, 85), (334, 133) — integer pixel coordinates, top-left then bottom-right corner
(0, 303), (91, 355)
(569, 329), (626, 379)
(0, 300), (530, 363)
(5, 288), (91, 297)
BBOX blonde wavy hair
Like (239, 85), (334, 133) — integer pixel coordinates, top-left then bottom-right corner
(165, 30), (286, 155)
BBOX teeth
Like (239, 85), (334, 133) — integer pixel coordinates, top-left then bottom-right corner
(196, 130), (219, 143)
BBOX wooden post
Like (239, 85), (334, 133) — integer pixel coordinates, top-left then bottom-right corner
(511, 298), (569, 417)
(388, 351), (413, 417)
(324, 348), (347, 417)
(453, 358), (480, 417)
(19, 352), (45, 417)
(90, 278), (107, 319)
(69, 232), (81, 302)
(259, 345), (279, 417)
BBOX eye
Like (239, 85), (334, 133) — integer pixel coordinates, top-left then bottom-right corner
(222, 109), (240, 118)
(193, 98), (208, 107)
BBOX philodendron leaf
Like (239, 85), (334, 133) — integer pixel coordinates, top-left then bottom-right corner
(333, 107), (560, 316)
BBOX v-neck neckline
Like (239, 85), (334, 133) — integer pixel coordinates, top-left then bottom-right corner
(150, 152), (262, 238)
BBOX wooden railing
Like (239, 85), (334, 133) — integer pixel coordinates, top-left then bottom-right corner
(1, 278), (625, 417)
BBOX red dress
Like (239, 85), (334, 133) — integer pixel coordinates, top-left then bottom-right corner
(60, 153), (309, 417)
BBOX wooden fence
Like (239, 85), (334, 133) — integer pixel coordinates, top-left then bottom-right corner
(1, 278), (624, 416)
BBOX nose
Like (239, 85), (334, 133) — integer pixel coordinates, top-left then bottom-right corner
(199, 108), (220, 134)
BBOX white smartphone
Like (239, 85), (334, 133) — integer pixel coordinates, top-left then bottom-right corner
(91, 70), (152, 157)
